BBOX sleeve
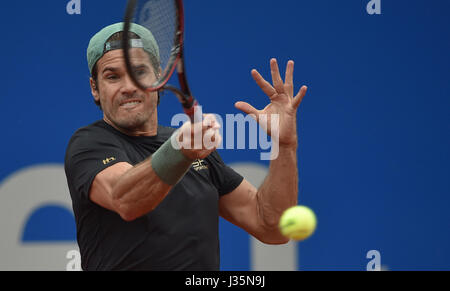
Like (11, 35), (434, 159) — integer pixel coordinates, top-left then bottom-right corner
(207, 151), (244, 197)
(64, 126), (131, 202)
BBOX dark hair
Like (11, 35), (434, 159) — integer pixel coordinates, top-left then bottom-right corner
(91, 31), (160, 107)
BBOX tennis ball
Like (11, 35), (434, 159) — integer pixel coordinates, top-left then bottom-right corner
(279, 205), (317, 241)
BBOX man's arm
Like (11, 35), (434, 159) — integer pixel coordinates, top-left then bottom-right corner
(219, 145), (298, 244)
(90, 114), (222, 222)
(220, 59), (307, 244)
(90, 160), (172, 222)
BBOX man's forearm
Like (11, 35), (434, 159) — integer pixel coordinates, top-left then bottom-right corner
(110, 121), (217, 222)
(256, 145), (298, 228)
(111, 158), (173, 221)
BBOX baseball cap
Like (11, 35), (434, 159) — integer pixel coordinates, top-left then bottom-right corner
(87, 22), (160, 75)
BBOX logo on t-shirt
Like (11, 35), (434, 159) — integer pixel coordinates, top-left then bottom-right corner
(192, 159), (208, 172)
(103, 157), (116, 165)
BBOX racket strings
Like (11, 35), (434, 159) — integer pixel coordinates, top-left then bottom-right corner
(136, 0), (177, 81)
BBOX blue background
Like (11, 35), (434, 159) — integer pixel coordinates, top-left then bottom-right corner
(1, 0), (449, 270)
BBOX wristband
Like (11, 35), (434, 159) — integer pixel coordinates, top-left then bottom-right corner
(151, 134), (194, 185)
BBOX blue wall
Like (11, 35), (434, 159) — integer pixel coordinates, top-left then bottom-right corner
(1, 0), (449, 270)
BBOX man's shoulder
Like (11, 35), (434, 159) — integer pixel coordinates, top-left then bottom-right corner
(67, 122), (177, 149)
(66, 120), (120, 152)
(69, 120), (113, 141)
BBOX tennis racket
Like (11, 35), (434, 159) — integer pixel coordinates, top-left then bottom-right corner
(123, 0), (201, 122)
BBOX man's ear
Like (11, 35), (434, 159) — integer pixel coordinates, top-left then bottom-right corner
(90, 77), (100, 104)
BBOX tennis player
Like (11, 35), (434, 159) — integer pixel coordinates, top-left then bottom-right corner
(65, 23), (307, 271)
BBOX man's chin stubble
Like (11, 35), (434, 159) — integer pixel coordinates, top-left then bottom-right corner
(115, 113), (149, 131)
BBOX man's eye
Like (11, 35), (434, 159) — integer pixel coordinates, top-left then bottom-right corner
(134, 69), (148, 78)
(107, 75), (119, 80)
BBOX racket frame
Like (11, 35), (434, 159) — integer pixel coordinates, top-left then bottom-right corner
(123, 0), (200, 121)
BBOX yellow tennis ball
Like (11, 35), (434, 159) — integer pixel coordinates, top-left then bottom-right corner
(279, 205), (317, 241)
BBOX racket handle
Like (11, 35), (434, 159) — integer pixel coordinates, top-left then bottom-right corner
(184, 100), (203, 124)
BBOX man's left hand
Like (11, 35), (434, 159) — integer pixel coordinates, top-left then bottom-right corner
(235, 59), (308, 149)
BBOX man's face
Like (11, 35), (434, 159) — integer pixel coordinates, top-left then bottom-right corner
(91, 48), (159, 134)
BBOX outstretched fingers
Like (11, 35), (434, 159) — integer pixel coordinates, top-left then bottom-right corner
(252, 59), (307, 108)
(270, 58), (285, 94)
(235, 101), (259, 121)
(284, 60), (294, 97)
(251, 69), (277, 99)
(293, 86), (308, 109)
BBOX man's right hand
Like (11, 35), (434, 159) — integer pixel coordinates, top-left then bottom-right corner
(174, 114), (222, 160)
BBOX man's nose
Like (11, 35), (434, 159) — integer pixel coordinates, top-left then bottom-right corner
(121, 74), (138, 94)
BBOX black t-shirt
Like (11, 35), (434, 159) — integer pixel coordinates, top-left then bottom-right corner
(64, 120), (243, 271)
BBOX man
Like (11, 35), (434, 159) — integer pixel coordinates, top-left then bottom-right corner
(65, 23), (307, 271)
